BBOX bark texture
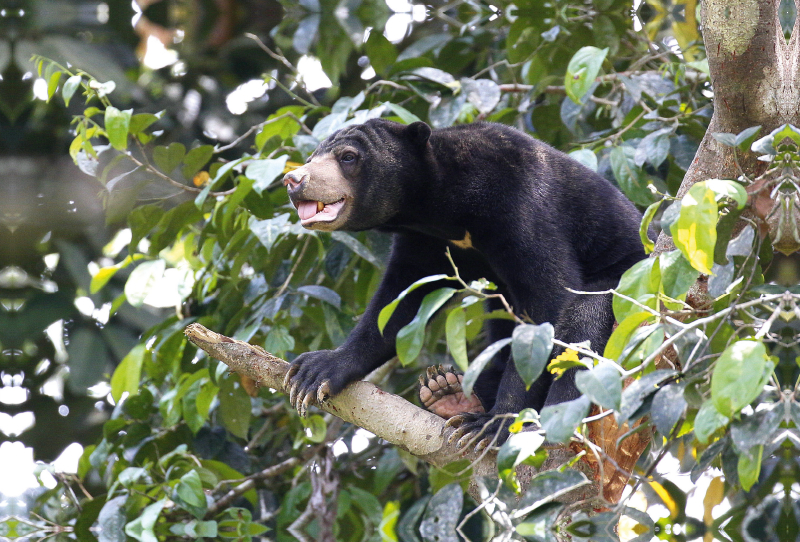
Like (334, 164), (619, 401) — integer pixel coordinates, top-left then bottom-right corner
(654, 0), (800, 256)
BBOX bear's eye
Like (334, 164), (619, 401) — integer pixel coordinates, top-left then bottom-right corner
(340, 152), (357, 163)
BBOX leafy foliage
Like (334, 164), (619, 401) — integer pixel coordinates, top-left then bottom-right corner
(17, 1), (800, 541)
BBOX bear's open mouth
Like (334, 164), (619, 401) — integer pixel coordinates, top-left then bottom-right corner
(295, 198), (346, 224)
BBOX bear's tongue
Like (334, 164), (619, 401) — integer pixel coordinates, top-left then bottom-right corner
(297, 200), (320, 220)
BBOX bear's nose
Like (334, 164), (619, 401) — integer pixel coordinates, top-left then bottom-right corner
(283, 171), (306, 191)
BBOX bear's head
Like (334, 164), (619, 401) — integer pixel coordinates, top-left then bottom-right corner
(283, 119), (432, 231)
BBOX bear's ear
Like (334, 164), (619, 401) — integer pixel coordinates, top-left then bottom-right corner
(405, 121), (431, 147)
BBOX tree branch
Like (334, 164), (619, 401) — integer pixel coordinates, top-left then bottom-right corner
(185, 323), (467, 464)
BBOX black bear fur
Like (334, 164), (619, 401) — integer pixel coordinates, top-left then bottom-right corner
(282, 119), (646, 445)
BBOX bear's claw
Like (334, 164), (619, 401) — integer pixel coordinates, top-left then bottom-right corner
(444, 412), (510, 452)
(317, 381), (331, 403)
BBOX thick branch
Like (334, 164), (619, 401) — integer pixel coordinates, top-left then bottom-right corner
(185, 323), (476, 466)
(185, 325), (607, 505)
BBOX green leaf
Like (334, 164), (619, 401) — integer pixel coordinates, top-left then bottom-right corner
(125, 499), (165, 542)
(703, 179), (748, 209)
(128, 203), (163, 252)
(90, 254), (142, 294)
(694, 400), (729, 444)
(564, 46), (608, 103)
(302, 415), (327, 443)
(395, 288), (457, 365)
(104, 106), (132, 151)
(511, 323), (554, 389)
(256, 106), (306, 148)
(218, 373), (251, 439)
(659, 250), (700, 298)
(461, 78), (501, 114)
(264, 325), (295, 356)
(97, 496), (127, 542)
(618, 370), (675, 423)
(331, 231), (383, 268)
(384, 102), (422, 124)
(731, 406), (782, 453)
(249, 213), (293, 252)
(618, 323), (664, 369)
(124, 260), (166, 307)
(463, 338), (513, 397)
(769, 123), (800, 147)
(671, 182), (718, 275)
(129, 112), (162, 134)
(711, 132), (737, 147)
(110, 344), (146, 402)
(153, 142), (186, 174)
(515, 470), (589, 519)
(297, 285), (341, 309)
(610, 146), (655, 206)
(497, 432), (546, 473)
(568, 149), (598, 171)
(377, 274), (452, 333)
(575, 362), (622, 410)
(62, 75), (81, 106)
(540, 395), (591, 443)
(711, 340), (770, 417)
(640, 201), (661, 254)
(175, 469), (206, 509)
(604, 311), (654, 361)
(635, 128), (672, 168)
(497, 431), (546, 491)
(182, 145), (215, 179)
(245, 155), (289, 194)
(149, 200), (204, 255)
(735, 126), (761, 149)
(445, 308), (469, 371)
(47, 70), (62, 101)
(737, 445), (763, 491)
(651, 383), (686, 435)
(612, 257), (660, 321)
(365, 30), (398, 75)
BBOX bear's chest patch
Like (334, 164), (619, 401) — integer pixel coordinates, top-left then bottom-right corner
(450, 231), (474, 250)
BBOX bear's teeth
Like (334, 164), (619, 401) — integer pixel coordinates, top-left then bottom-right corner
(317, 201), (324, 213)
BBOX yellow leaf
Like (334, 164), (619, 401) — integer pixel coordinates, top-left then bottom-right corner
(703, 476), (724, 525)
(549, 348), (581, 377)
(671, 185), (717, 275)
(649, 481), (679, 519)
(379, 501), (400, 542)
(555, 348), (580, 363)
(193, 171), (210, 187)
(283, 161), (302, 173)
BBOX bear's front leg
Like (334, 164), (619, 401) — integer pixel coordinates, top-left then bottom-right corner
(284, 234), (452, 416)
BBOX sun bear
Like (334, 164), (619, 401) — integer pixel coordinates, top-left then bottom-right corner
(281, 119), (645, 449)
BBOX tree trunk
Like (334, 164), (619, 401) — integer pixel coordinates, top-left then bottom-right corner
(654, 0), (800, 257)
(598, 0), (800, 504)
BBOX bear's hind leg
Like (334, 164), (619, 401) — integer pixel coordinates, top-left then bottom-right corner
(419, 365), (485, 419)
